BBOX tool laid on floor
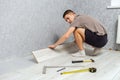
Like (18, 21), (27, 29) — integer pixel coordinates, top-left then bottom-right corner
(72, 59), (95, 63)
(61, 67), (97, 75)
(57, 67), (66, 72)
(42, 65), (85, 74)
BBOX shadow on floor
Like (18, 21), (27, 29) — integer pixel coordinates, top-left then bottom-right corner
(53, 42), (104, 56)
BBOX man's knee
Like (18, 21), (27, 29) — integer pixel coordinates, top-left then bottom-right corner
(73, 28), (85, 40)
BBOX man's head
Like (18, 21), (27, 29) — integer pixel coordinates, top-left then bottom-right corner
(63, 10), (76, 24)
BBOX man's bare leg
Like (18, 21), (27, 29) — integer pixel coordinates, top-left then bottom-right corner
(72, 28), (86, 57)
(74, 28), (85, 50)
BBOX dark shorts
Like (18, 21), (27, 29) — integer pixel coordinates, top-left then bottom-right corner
(85, 29), (108, 48)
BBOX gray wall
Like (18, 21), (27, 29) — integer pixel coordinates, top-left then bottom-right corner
(0, 0), (120, 58)
(74, 0), (120, 50)
(0, 0), (75, 58)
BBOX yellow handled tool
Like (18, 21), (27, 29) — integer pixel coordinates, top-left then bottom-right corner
(61, 67), (96, 75)
(72, 59), (94, 63)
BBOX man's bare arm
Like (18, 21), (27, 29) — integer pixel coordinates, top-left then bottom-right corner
(49, 27), (75, 49)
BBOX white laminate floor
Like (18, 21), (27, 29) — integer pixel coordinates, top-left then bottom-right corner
(0, 43), (120, 80)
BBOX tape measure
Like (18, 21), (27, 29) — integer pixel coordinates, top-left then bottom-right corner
(61, 67), (97, 75)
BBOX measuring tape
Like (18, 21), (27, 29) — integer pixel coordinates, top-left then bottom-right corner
(61, 67), (97, 75)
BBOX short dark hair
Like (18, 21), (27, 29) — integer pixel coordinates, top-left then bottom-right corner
(63, 10), (75, 18)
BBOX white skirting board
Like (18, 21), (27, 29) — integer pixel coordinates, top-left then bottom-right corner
(32, 48), (63, 63)
(32, 42), (79, 63)
(116, 15), (120, 44)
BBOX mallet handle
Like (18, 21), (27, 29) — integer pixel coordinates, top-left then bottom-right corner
(72, 60), (83, 63)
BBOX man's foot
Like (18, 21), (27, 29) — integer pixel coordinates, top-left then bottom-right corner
(72, 50), (86, 57)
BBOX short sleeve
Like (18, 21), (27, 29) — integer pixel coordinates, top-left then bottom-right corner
(69, 16), (82, 28)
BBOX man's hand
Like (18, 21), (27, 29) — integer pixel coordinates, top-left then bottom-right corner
(48, 27), (75, 49)
(48, 44), (57, 49)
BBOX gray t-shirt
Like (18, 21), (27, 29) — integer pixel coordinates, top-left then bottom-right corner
(70, 15), (107, 35)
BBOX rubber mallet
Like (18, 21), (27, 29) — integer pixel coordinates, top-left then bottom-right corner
(72, 59), (94, 63)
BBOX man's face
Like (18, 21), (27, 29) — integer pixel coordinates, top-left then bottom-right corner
(64, 13), (74, 24)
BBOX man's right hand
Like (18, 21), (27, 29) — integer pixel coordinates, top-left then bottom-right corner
(48, 44), (57, 49)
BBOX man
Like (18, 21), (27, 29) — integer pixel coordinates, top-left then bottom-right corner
(48, 10), (108, 57)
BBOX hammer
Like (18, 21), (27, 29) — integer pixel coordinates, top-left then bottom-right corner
(72, 59), (94, 63)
